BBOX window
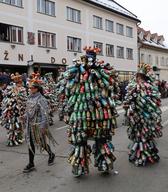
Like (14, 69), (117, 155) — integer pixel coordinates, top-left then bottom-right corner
(117, 46), (124, 58)
(93, 41), (103, 55)
(116, 23), (124, 35)
(141, 53), (144, 63)
(126, 26), (133, 38)
(37, 0), (55, 16)
(166, 58), (168, 66)
(0, 0), (10, 3)
(106, 44), (114, 57)
(155, 56), (159, 66)
(11, 26), (23, 43)
(67, 7), (81, 23)
(93, 15), (103, 29)
(126, 48), (133, 60)
(38, 31), (56, 48)
(67, 36), (81, 52)
(0, 0), (22, 7)
(105, 19), (113, 32)
(147, 55), (152, 64)
(161, 57), (165, 66)
(0, 23), (23, 44)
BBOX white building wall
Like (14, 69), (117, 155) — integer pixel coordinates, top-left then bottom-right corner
(0, 0), (138, 73)
(140, 47), (168, 80)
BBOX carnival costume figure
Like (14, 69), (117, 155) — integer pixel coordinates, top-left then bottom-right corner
(56, 47), (121, 177)
(0, 77), (7, 116)
(43, 73), (57, 126)
(123, 64), (162, 166)
(0, 74), (27, 146)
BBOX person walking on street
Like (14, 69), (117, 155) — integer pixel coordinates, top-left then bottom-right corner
(22, 77), (57, 173)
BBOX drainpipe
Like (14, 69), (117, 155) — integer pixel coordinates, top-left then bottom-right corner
(137, 22), (142, 64)
(137, 42), (142, 64)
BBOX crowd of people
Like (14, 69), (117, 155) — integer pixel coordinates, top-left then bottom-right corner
(1, 71), (168, 103)
(157, 80), (168, 98)
(119, 79), (168, 101)
(0, 51), (164, 178)
(0, 71), (58, 172)
(0, 71), (57, 142)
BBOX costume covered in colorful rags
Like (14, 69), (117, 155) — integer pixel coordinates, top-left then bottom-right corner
(43, 73), (57, 125)
(56, 47), (121, 177)
(0, 74), (27, 146)
(0, 76), (7, 116)
(123, 63), (162, 166)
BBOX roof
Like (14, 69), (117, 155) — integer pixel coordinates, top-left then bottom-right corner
(158, 35), (165, 41)
(138, 27), (168, 51)
(138, 27), (144, 34)
(144, 30), (151, 37)
(82, 0), (141, 22)
(151, 33), (158, 39)
(143, 40), (168, 50)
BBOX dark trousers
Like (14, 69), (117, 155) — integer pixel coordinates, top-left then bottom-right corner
(29, 133), (52, 165)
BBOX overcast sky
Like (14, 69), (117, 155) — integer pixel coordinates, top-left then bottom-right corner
(116, 0), (168, 42)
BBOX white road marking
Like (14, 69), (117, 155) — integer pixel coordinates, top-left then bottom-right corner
(56, 125), (68, 130)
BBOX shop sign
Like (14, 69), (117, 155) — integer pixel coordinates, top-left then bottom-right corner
(3, 50), (24, 62)
(1, 50), (67, 65)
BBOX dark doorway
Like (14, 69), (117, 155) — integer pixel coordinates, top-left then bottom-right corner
(0, 65), (27, 74)
(40, 67), (59, 81)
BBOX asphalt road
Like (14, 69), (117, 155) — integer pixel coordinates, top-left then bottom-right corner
(0, 99), (168, 192)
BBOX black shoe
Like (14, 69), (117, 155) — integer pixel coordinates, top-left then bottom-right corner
(48, 153), (55, 166)
(72, 165), (83, 178)
(23, 164), (35, 173)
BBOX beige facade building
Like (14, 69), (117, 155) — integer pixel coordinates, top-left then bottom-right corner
(0, 0), (140, 79)
(138, 27), (168, 81)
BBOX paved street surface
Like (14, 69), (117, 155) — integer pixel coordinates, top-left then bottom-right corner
(1, 99), (168, 192)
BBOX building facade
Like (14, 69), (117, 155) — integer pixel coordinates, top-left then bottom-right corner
(138, 27), (168, 81)
(0, 0), (140, 80)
